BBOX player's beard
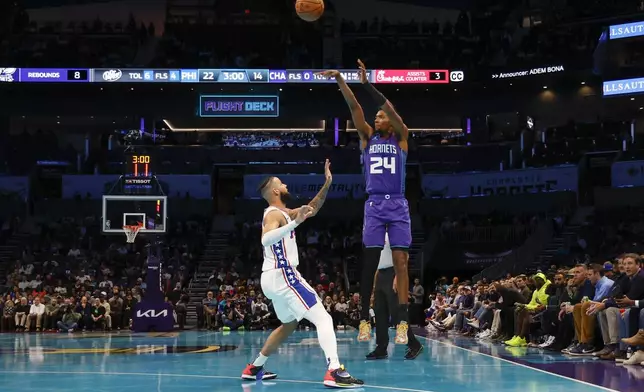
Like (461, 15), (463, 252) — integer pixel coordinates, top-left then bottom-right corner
(279, 191), (292, 203)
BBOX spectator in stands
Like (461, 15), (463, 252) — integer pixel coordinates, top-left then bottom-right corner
(109, 293), (123, 330)
(249, 296), (271, 330)
(14, 297), (29, 331)
(57, 305), (80, 333)
(99, 294), (112, 330)
(515, 275), (533, 302)
(493, 281), (528, 342)
(222, 302), (245, 331)
(203, 291), (219, 330)
(43, 298), (61, 331)
(568, 264), (613, 355)
(334, 295), (349, 328)
(561, 264), (596, 354)
(91, 298), (107, 330)
(123, 292), (137, 329)
(454, 286), (475, 332)
(539, 272), (571, 349)
(506, 273), (551, 347)
(588, 255), (642, 359)
(2, 298), (16, 332)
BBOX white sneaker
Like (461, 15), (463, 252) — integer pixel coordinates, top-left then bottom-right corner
(538, 336), (555, 348)
(622, 350), (644, 365)
(468, 320), (480, 329)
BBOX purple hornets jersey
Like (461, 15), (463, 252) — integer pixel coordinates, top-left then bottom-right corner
(362, 133), (407, 196)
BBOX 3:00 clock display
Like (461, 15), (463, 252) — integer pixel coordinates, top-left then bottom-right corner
(127, 154), (153, 177)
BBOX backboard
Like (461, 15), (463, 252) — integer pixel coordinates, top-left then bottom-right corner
(102, 195), (167, 234)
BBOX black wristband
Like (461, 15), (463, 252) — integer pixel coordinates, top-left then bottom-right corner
(363, 82), (387, 107)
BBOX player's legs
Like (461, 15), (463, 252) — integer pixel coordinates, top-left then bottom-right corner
(359, 201), (386, 341)
(303, 302), (364, 387)
(243, 271), (301, 381)
(387, 199), (412, 344)
(367, 268), (392, 359)
(253, 320), (299, 362)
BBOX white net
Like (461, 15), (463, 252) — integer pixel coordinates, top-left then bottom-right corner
(123, 225), (142, 243)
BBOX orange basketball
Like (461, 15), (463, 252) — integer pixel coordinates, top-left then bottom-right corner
(295, 0), (325, 22)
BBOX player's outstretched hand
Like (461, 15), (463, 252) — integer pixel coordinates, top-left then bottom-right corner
(324, 159), (332, 183)
(295, 205), (315, 224)
(357, 59), (368, 84)
(316, 70), (341, 79)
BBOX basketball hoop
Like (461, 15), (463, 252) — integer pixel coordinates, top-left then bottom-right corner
(123, 223), (143, 243)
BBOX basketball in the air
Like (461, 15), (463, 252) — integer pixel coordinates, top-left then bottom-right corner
(295, 0), (325, 22)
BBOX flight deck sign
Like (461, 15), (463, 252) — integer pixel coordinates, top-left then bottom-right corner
(199, 95), (279, 118)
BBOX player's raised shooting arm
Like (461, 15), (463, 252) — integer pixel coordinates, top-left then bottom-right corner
(358, 60), (408, 141)
(336, 76), (373, 143)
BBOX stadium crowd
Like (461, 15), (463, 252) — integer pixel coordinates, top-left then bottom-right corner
(0, 210), (206, 332)
(426, 255), (644, 366)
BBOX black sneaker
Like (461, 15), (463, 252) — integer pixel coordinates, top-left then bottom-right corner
(365, 348), (388, 360)
(561, 342), (578, 354)
(323, 365), (364, 388)
(566, 345), (582, 355)
(241, 364), (278, 381)
(581, 344), (596, 355)
(404, 344), (424, 360)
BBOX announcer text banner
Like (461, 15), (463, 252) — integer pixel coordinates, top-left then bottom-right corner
(422, 166), (578, 198)
(243, 174), (365, 199)
(612, 160), (644, 187)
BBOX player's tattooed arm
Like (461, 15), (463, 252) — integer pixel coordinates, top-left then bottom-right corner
(357, 59), (409, 142)
(316, 69), (372, 147)
(307, 159), (332, 217)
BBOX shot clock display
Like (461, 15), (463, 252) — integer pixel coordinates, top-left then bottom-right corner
(126, 154), (154, 177)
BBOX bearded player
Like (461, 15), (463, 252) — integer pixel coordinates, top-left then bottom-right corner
(241, 160), (363, 388)
(319, 60), (411, 345)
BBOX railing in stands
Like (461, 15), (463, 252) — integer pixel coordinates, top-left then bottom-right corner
(472, 220), (553, 282)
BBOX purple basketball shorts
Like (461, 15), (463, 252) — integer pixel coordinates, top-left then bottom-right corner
(362, 197), (411, 248)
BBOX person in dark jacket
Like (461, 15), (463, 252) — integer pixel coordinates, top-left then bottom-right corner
(493, 281), (528, 342)
(75, 296), (92, 331)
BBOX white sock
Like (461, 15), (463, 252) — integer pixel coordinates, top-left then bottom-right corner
(252, 353), (268, 367)
(304, 303), (341, 370)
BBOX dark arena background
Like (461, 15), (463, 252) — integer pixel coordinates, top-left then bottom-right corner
(1, 0), (644, 391)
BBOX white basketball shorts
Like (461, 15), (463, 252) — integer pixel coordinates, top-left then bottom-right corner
(261, 266), (320, 323)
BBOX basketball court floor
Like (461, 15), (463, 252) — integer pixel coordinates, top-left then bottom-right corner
(0, 328), (639, 392)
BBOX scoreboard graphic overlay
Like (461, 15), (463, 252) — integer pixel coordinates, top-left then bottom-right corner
(0, 68), (465, 84)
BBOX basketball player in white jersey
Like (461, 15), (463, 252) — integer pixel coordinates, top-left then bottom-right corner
(241, 160), (363, 388)
(366, 233), (424, 360)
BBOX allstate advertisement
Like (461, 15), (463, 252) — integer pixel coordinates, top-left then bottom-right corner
(62, 175), (211, 199)
(422, 166), (578, 198)
(243, 174), (365, 199)
(612, 160), (644, 187)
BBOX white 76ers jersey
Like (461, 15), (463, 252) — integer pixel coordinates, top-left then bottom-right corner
(262, 207), (300, 272)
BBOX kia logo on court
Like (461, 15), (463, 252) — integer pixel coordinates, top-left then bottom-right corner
(136, 309), (168, 318)
(450, 71), (464, 82)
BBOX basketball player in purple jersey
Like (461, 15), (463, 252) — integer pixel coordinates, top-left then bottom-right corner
(319, 60), (411, 345)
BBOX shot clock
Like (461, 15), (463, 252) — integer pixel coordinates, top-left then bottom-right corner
(125, 154), (154, 178)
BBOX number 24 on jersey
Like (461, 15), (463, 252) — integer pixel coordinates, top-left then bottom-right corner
(369, 157), (396, 174)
